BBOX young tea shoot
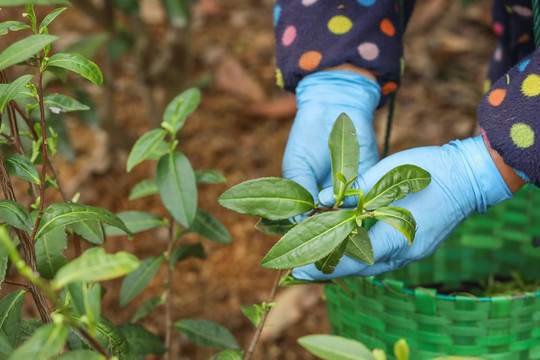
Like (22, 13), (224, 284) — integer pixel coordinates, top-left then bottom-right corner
(219, 113), (431, 274)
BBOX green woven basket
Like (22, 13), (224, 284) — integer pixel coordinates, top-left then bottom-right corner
(324, 185), (540, 360)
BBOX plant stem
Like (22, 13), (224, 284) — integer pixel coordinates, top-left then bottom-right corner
(0, 153), (52, 323)
(164, 218), (176, 360)
(3, 279), (28, 288)
(243, 270), (284, 360)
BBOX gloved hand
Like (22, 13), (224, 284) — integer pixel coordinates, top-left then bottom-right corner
(282, 70), (381, 203)
(292, 135), (513, 280)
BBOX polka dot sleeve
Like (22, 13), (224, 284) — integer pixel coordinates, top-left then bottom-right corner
(274, 0), (415, 108)
(478, 49), (540, 186)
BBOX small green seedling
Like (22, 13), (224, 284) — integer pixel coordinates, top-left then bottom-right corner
(219, 113), (431, 273)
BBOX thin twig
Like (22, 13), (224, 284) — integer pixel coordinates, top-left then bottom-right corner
(164, 218), (176, 360)
(3, 279), (28, 288)
(243, 270), (284, 360)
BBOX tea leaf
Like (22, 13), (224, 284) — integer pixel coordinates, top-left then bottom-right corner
(364, 165), (431, 210)
(0, 333), (12, 359)
(130, 296), (164, 323)
(157, 151), (197, 228)
(0, 74), (33, 114)
(188, 209), (231, 244)
(54, 248), (141, 288)
(329, 113), (359, 200)
(78, 316), (133, 359)
(372, 206), (416, 244)
(0, 34), (58, 71)
(47, 53), (103, 87)
(0, 21), (31, 36)
(4, 153), (40, 184)
(261, 210), (357, 269)
(218, 177), (315, 220)
(175, 319), (240, 350)
(0, 84), (33, 101)
(0, 290), (25, 346)
(345, 227), (374, 265)
(240, 304), (263, 327)
(126, 129), (167, 172)
(255, 218), (295, 236)
(212, 349), (244, 360)
(70, 220), (105, 245)
(10, 323), (67, 360)
(36, 202), (133, 240)
(35, 227), (67, 279)
(118, 323), (167, 358)
(26, 93), (89, 114)
(0, 226), (7, 285)
(120, 255), (164, 307)
(314, 238), (347, 274)
(38, 7), (67, 34)
(55, 350), (106, 360)
(103, 211), (167, 236)
(394, 338), (409, 360)
(129, 179), (158, 200)
(130, 296), (165, 323)
(298, 335), (376, 360)
(67, 282), (101, 323)
(162, 87), (201, 134)
(0, 200), (33, 231)
(195, 169), (226, 184)
(170, 243), (206, 268)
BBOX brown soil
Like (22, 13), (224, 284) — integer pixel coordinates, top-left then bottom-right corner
(2, 0), (498, 359)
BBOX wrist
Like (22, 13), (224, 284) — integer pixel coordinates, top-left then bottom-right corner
(482, 135), (526, 193)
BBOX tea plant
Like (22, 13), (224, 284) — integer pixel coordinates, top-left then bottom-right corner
(0, 3), (237, 359)
(219, 113), (432, 274)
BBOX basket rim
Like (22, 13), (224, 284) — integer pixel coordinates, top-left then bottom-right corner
(370, 279), (540, 302)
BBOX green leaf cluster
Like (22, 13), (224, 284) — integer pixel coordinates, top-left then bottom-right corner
(219, 113), (431, 272)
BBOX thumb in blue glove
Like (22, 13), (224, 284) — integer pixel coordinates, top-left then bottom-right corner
(292, 135), (515, 280)
(282, 70), (381, 204)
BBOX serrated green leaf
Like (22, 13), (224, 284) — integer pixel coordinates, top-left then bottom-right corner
(212, 349), (244, 360)
(0, 74), (33, 114)
(129, 179), (158, 200)
(36, 202), (133, 240)
(162, 87), (200, 134)
(0, 290), (25, 347)
(0, 200), (33, 231)
(130, 296), (164, 323)
(218, 177), (315, 221)
(55, 350), (106, 360)
(16, 318), (41, 347)
(4, 153), (40, 184)
(170, 243), (206, 268)
(26, 93), (89, 114)
(364, 165), (431, 210)
(70, 220), (104, 245)
(329, 113), (359, 200)
(67, 282), (101, 324)
(117, 323), (166, 358)
(35, 226), (67, 279)
(0, 85), (33, 101)
(103, 211), (167, 237)
(9, 323), (67, 360)
(372, 206), (416, 244)
(157, 151), (197, 228)
(38, 7), (67, 34)
(261, 210), (356, 269)
(126, 129), (167, 172)
(175, 319), (239, 350)
(0, 21), (30, 36)
(76, 316), (134, 359)
(53, 248), (141, 289)
(345, 227), (373, 265)
(188, 209), (231, 244)
(119, 256), (164, 307)
(240, 304), (263, 327)
(195, 169), (226, 184)
(255, 218), (295, 236)
(298, 335), (376, 360)
(314, 238), (347, 274)
(0, 332), (12, 359)
(47, 53), (103, 87)
(0, 34), (58, 71)
(0, 0), (70, 5)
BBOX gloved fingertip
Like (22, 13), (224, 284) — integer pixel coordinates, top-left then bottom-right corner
(318, 187), (336, 207)
(292, 265), (327, 281)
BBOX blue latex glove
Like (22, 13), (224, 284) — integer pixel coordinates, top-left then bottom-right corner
(282, 70), (381, 203)
(292, 136), (513, 280)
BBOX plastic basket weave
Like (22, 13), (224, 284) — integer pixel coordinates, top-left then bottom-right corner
(324, 185), (540, 360)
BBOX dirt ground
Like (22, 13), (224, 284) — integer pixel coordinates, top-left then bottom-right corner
(2, 0), (499, 359)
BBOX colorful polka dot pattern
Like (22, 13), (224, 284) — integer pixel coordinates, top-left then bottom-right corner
(479, 48), (540, 185)
(274, 0), (416, 107)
